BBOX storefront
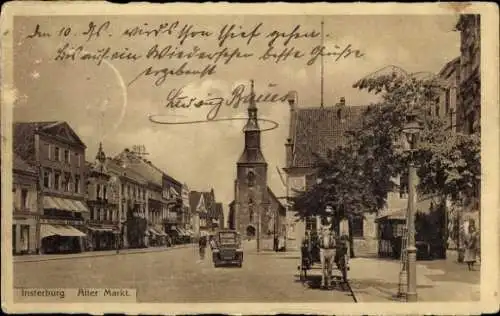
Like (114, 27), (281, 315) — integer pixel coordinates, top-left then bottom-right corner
(87, 226), (118, 251)
(40, 196), (89, 254)
(148, 226), (168, 246)
(39, 223), (86, 254)
(376, 208), (406, 259)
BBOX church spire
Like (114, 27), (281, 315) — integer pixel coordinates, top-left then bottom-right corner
(244, 79), (260, 132)
(238, 80), (266, 165)
(96, 142), (106, 163)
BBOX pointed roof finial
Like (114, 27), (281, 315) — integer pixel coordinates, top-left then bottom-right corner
(96, 142), (106, 163)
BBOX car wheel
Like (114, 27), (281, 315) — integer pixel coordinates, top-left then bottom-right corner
(238, 261), (243, 268)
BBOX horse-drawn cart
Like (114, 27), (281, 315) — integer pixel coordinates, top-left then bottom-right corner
(298, 231), (350, 290)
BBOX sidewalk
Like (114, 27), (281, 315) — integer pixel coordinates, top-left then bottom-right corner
(13, 243), (196, 263)
(348, 256), (480, 302)
(249, 246), (480, 302)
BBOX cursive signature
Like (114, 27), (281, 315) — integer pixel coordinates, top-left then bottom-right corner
(163, 83), (290, 120)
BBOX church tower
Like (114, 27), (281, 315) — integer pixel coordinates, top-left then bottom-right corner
(234, 80), (269, 246)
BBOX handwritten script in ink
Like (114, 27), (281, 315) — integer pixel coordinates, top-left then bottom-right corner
(23, 19), (366, 122)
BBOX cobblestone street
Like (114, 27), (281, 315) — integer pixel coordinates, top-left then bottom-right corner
(14, 242), (479, 303)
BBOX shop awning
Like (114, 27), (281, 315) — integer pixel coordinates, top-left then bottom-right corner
(170, 187), (180, 197)
(43, 196), (89, 213)
(40, 224), (86, 239)
(87, 226), (114, 232)
(376, 208), (406, 222)
(376, 198), (434, 222)
(152, 226), (168, 236)
(149, 227), (168, 237)
(154, 227), (168, 236)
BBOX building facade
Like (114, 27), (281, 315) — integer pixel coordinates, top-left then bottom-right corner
(12, 153), (39, 255)
(283, 97), (377, 253)
(454, 14), (481, 260)
(181, 183), (193, 234)
(162, 174), (183, 241)
(14, 121), (89, 254)
(85, 143), (120, 251)
(113, 148), (172, 247)
(437, 57), (460, 131)
(106, 154), (149, 249)
(456, 14), (481, 136)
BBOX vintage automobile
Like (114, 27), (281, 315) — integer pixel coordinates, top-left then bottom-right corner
(212, 230), (243, 268)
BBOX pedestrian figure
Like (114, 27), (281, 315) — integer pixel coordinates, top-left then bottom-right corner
(209, 235), (217, 250)
(464, 222), (478, 271)
(199, 235), (207, 260)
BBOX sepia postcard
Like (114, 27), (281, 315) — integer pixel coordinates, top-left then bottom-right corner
(1, 1), (499, 315)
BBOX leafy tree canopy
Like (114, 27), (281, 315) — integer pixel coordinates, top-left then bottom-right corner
(293, 65), (480, 222)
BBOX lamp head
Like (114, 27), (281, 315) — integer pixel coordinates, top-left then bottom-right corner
(287, 91), (297, 107)
(402, 112), (422, 149)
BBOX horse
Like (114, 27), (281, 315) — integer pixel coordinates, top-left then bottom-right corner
(319, 227), (337, 288)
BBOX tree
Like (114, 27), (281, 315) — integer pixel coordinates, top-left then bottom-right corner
(293, 146), (377, 258)
(293, 64), (480, 257)
(353, 65), (480, 204)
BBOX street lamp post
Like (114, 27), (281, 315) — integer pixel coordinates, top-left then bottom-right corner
(402, 112), (422, 302)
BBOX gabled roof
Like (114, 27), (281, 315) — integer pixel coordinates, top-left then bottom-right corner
(114, 150), (162, 187)
(14, 121), (86, 162)
(289, 105), (369, 168)
(267, 186), (286, 216)
(189, 191), (203, 212)
(106, 158), (149, 185)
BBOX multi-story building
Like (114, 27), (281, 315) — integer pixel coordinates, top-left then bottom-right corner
(189, 190), (209, 237)
(12, 153), (39, 255)
(106, 153), (149, 249)
(437, 57), (460, 131)
(113, 148), (170, 247)
(283, 97), (373, 252)
(456, 14), (481, 136)
(85, 143), (120, 251)
(13, 121), (89, 254)
(162, 173), (183, 239)
(181, 183), (193, 235)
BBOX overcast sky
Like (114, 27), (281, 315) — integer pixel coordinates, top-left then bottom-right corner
(13, 14), (460, 218)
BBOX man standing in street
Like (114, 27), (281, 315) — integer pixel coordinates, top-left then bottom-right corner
(319, 206), (337, 288)
(199, 234), (207, 260)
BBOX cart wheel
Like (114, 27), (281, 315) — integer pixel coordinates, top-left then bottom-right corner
(340, 258), (348, 283)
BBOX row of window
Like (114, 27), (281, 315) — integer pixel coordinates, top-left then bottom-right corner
(90, 207), (118, 222)
(47, 144), (82, 166)
(43, 169), (81, 193)
(95, 183), (108, 200)
(121, 182), (146, 200)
